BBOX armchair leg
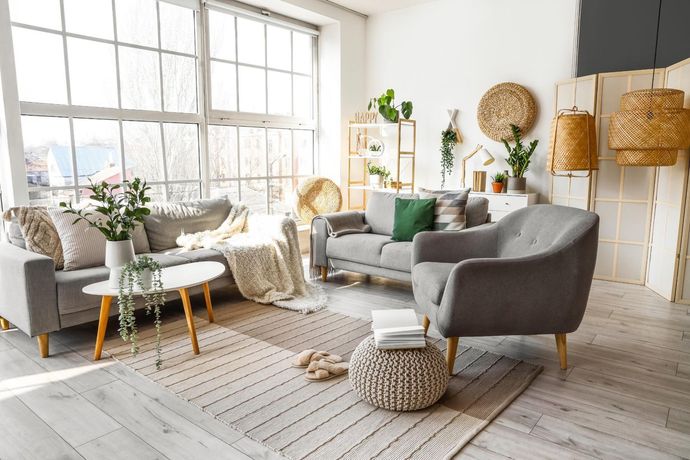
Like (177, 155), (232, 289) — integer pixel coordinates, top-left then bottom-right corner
(555, 333), (567, 370)
(0, 316), (9, 330)
(320, 266), (328, 282)
(422, 315), (430, 336)
(37, 334), (49, 358)
(446, 337), (459, 375)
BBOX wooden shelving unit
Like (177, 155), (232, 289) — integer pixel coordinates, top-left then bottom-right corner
(347, 119), (416, 210)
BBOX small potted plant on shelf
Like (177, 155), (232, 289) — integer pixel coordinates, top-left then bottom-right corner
(60, 178), (151, 289)
(491, 172), (506, 193)
(368, 89), (413, 123)
(503, 124), (538, 193)
(367, 162), (392, 189)
(118, 255), (166, 369)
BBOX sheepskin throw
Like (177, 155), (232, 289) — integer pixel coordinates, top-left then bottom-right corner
(3, 206), (64, 269)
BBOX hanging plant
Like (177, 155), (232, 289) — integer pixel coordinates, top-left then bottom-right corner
(440, 128), (458, 188)
(118, 255), (166, 369)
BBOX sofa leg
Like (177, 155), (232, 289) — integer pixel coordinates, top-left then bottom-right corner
(0, 316), (9, 330)
(555, 333), (567, 370)
(37, 334), (49, 358)
(422, 315), (430, 336)
(320, 266), (328, 282)
(446, 337), (459, 375)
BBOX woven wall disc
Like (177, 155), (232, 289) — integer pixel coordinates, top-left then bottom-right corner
(477, 82), (537, 141)
(292, 176), (342, 223)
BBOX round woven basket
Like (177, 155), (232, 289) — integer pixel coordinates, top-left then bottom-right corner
(349, 336), (449, 412)
(292, 177), (342, 223)
(477, 82), (537, 141)
(547, 109), (598, 172)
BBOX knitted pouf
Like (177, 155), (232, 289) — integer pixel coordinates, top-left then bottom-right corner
(349, 336), (449, 411)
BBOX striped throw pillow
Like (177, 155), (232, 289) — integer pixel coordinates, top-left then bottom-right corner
(418, 188), (470, 231)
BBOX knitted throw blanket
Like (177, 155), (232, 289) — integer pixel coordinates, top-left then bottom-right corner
(177, 205), (325, 314)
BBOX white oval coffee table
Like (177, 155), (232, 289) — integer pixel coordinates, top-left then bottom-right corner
(83, 261), (226, 361)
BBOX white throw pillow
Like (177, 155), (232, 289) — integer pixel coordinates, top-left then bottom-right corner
(48, 207), (150, 271)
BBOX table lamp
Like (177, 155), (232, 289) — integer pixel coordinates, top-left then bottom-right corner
(460, 145), (494, 188)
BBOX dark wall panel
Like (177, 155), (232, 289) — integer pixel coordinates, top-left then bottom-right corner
(577, 0), (690, 77)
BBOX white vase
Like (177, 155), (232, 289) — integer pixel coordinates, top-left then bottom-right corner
(369, 174), (382, 189)
(105, 240), (135, 289)
(138, 268), (153, 291)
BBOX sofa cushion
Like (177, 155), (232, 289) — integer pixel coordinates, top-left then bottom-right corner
(365, 191), (418, 236)
(326, 233), (393, 266)
(392, 197), (436, 241)
(411, 262), (455, 306)
(144, 197), (232, 251)
(4, 207), (64, 268)
(380, 242), (412, 272)
(159, 247), (229, 269)
(418, 188), (470, 231)
(55, 253), (189, 316)
(8, 222), (26, 249)
(466, 197), (489, 228)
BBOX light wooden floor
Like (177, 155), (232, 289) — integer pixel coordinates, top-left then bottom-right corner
(1, 273), (689, 459)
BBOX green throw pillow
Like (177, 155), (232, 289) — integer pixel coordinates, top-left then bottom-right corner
(392, 197), (436, 242)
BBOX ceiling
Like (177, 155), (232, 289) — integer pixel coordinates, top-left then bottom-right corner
(325, 0), (438, 16)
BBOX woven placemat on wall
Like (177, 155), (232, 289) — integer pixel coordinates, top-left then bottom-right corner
(477, 82), (537, 141)
(292, 176), (342, 223)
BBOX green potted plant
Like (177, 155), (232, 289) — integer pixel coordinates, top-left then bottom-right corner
(368, 89), (413, 123)
(60, 178), (152, 288)
(490, 172), (506, 193)
(367, 162), (392, 189)
(502, 124), (538, 193)
(118, 255), (166, 369)
(440, 128), (459, 189)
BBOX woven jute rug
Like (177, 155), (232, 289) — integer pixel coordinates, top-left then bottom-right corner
(104, 300), (542, 459)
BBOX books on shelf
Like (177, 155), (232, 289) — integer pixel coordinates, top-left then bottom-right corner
(371, 309), (426, 350)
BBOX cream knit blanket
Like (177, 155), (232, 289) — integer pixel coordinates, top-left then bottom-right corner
(176, 204), (325, 314)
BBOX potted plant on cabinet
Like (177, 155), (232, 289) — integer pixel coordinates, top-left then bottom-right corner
(491, 172), (506, 193)
(367, 162), (392, 189)
(60, 178), (152, 288)
(502, 124), (538, 193)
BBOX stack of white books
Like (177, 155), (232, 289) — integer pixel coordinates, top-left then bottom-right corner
(371, 309), (426, 350)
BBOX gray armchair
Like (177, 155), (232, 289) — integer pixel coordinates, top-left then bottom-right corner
(411, 205), (599, 374)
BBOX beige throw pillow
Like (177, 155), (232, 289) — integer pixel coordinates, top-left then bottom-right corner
(3, 206), (65, 269)
(47, 207), (150, 271)
(417, 188), (470, 231)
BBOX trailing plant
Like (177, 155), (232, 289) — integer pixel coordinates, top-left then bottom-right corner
(60, 178), (152, 241)
(368, 89), (413, 123)
(491, 171), (506, 183)
(502, 124), (538, 178)
(367, 162), (392, 180)
(440, 128), (458, 189)
(118, 255), (166, 369)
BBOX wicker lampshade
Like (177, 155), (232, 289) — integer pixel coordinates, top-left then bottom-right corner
(547, 108), (598, 175)
(608, 88), (690, 166)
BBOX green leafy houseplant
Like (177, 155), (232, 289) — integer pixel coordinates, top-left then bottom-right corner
(367, 162), (392, 180)
(118, 255), (166, 369)
(368, 89), (413, 123)
(502, 124), (538, 178)
(491, 171), (506, 183)
(60, 178), (152, 240)
(440, 128), (458, 189)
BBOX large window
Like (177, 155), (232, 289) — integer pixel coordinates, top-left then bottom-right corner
(7, 0), (317, 214)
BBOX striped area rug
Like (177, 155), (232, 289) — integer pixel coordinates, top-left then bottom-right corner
(104, 301), (542, 459)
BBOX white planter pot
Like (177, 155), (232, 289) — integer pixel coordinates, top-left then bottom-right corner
(105, 240), (135, 289)
(369, 174), (382, 189)
(138, 268), (153, 291)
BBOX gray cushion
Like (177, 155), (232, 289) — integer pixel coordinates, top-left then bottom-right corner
(411, 262), (455, 306)
(159, 247), (229, 269)
(365, 192), (418, 236)
(144, 197), (232, 251)
(380, 242), (413, 272)
(8, 222), (26, 249)
(55, 253), (188, 316)
(326, 233), (393, 266)
(465, 197), (490, 228)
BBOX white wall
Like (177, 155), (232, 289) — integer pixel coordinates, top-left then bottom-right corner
(365, 0), (579, 199)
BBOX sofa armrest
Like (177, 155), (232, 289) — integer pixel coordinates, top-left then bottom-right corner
(411, 224), (498, 266)
(0, 243), (59, 336)
(310, 211), (365, 268)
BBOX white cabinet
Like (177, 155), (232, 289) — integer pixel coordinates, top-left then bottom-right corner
(470, 192), (538, 222)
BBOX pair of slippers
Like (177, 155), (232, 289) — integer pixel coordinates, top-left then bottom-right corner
(291, 349), (349, 381)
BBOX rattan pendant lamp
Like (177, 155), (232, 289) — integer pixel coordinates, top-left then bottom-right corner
(608, 0), (690, 167)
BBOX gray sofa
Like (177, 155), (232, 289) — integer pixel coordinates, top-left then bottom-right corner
(311, 192), (490, 282)
(0, 197), (236, 357)
(411, 204), (599, 374)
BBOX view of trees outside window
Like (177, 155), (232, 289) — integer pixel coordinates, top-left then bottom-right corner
(9, 0), (316, 216)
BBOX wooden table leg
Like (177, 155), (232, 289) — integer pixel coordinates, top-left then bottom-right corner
(94, 296), (112, 361)
(179, 288), (200, 355)
(202, 282), (215, 323)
